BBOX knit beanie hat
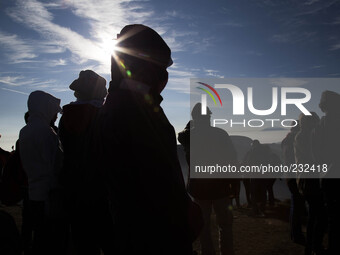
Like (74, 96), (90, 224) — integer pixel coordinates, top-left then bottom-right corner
(69, 70), (107, 100)
(116, 24), (173, 68)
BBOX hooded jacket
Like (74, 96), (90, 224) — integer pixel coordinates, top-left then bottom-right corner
(19, 91), (62, 201)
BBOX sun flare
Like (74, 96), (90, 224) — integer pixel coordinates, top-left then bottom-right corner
(99, 34), (117, 55)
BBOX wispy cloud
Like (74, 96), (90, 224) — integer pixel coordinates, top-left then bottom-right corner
(204, 69), (224, 78)
(0, 74), (60, 92)
(5, 0), (202, 75)
(166, 67), (226, 94)
(331, 17), (340, 24)
(0, 75), (30, 86)
(5, 0), (146, 73)
(167, 65), (198, 93)
(327, 73), (340, 76)
(0, 31), (38, 63)
(8, 2), (105, 63)
(1, 87), (29, 95)
(311, 65), (324, 69)
(271, 31), (317, 44)
(186, 37), (214, 54)
(296, 0), (339, 16)
(271, 34), (291, 43)
(165, 10), (193, 20)
(220, 22), (244, 28)
(65, 0), (147, 37)
(2, 0), (223, 94)
(245, 50), (263, 57)
(162, 36), (187, 52)
(304, 0), (321, 6)
(47, 59), (67, 67)
(163, 30), (213, 53)
(330, 42), (340, 50)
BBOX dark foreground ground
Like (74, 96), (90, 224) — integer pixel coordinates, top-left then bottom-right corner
(2, 199), (305, 255)
(192, 200), (305, 255)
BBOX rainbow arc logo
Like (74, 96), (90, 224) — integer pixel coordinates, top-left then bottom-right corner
(196, 82), (223, 106)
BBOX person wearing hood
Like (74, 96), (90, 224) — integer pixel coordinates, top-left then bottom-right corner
(58, 70), (114, 255)
(19, 90), (64, 255)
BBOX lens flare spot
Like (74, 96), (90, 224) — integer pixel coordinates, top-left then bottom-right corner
(144, 94), (152, 104)
(120, 61), (126, 69)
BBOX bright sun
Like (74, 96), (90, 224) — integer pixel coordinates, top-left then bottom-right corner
(100, 34), (117, 55)
(94, 33), (118, 68)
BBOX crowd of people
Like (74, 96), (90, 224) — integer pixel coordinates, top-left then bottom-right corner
(0, 23), (339, 255)
(0, 24), (201, 255)
(281, 90), (340, 255)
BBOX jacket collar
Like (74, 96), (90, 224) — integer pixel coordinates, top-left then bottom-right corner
(109, 79), (163, 105)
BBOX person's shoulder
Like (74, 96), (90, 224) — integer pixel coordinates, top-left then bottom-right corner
(210, 126), (230, 136)
(61, 103), (99, 126)
(178, 128), (190, 144)
(19, 123), (34, 137)
(19, 123), (55, 144)
(294, 131), (305, 144)
(62, 103), (98, 114)
(281, 135), (289, 147)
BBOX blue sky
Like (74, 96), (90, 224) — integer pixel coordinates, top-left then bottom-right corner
(1, 0), (340, 150)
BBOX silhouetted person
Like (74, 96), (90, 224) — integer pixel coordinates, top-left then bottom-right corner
(178, 120), (192, 166)
(96, 24), (197, 254)
(17, 112), (32, 255)
(58, 70), (113, 255)
(241, 178), (252, 207)
(50, 114), (58, 134)
(0, 145), (11, 204)
(1, 139), (30, 255)
(282, 120), (306, 245)
(17, 111), (58, 254)
(231, 179), (241, 209)
(0, 135), (11, 174)
(189, 103), (237, 255)
(0, 210), (22, 255)
(19, 90), (65, 255)
(244, 140), (270, 216)
(312, 90), (340, 255)
(265, 152), (280, 207)
(295, 112), (326, 255)
(0, 140), (27, 207)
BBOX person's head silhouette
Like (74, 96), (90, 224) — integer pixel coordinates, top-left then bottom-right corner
(298, 112), (319, 131)
(191, 103), (212, 127)
(69, 70), (107, 101)
(251, 139), (260, 148)
(111, 24), (172, 95)
(319, 90), (340, 115)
